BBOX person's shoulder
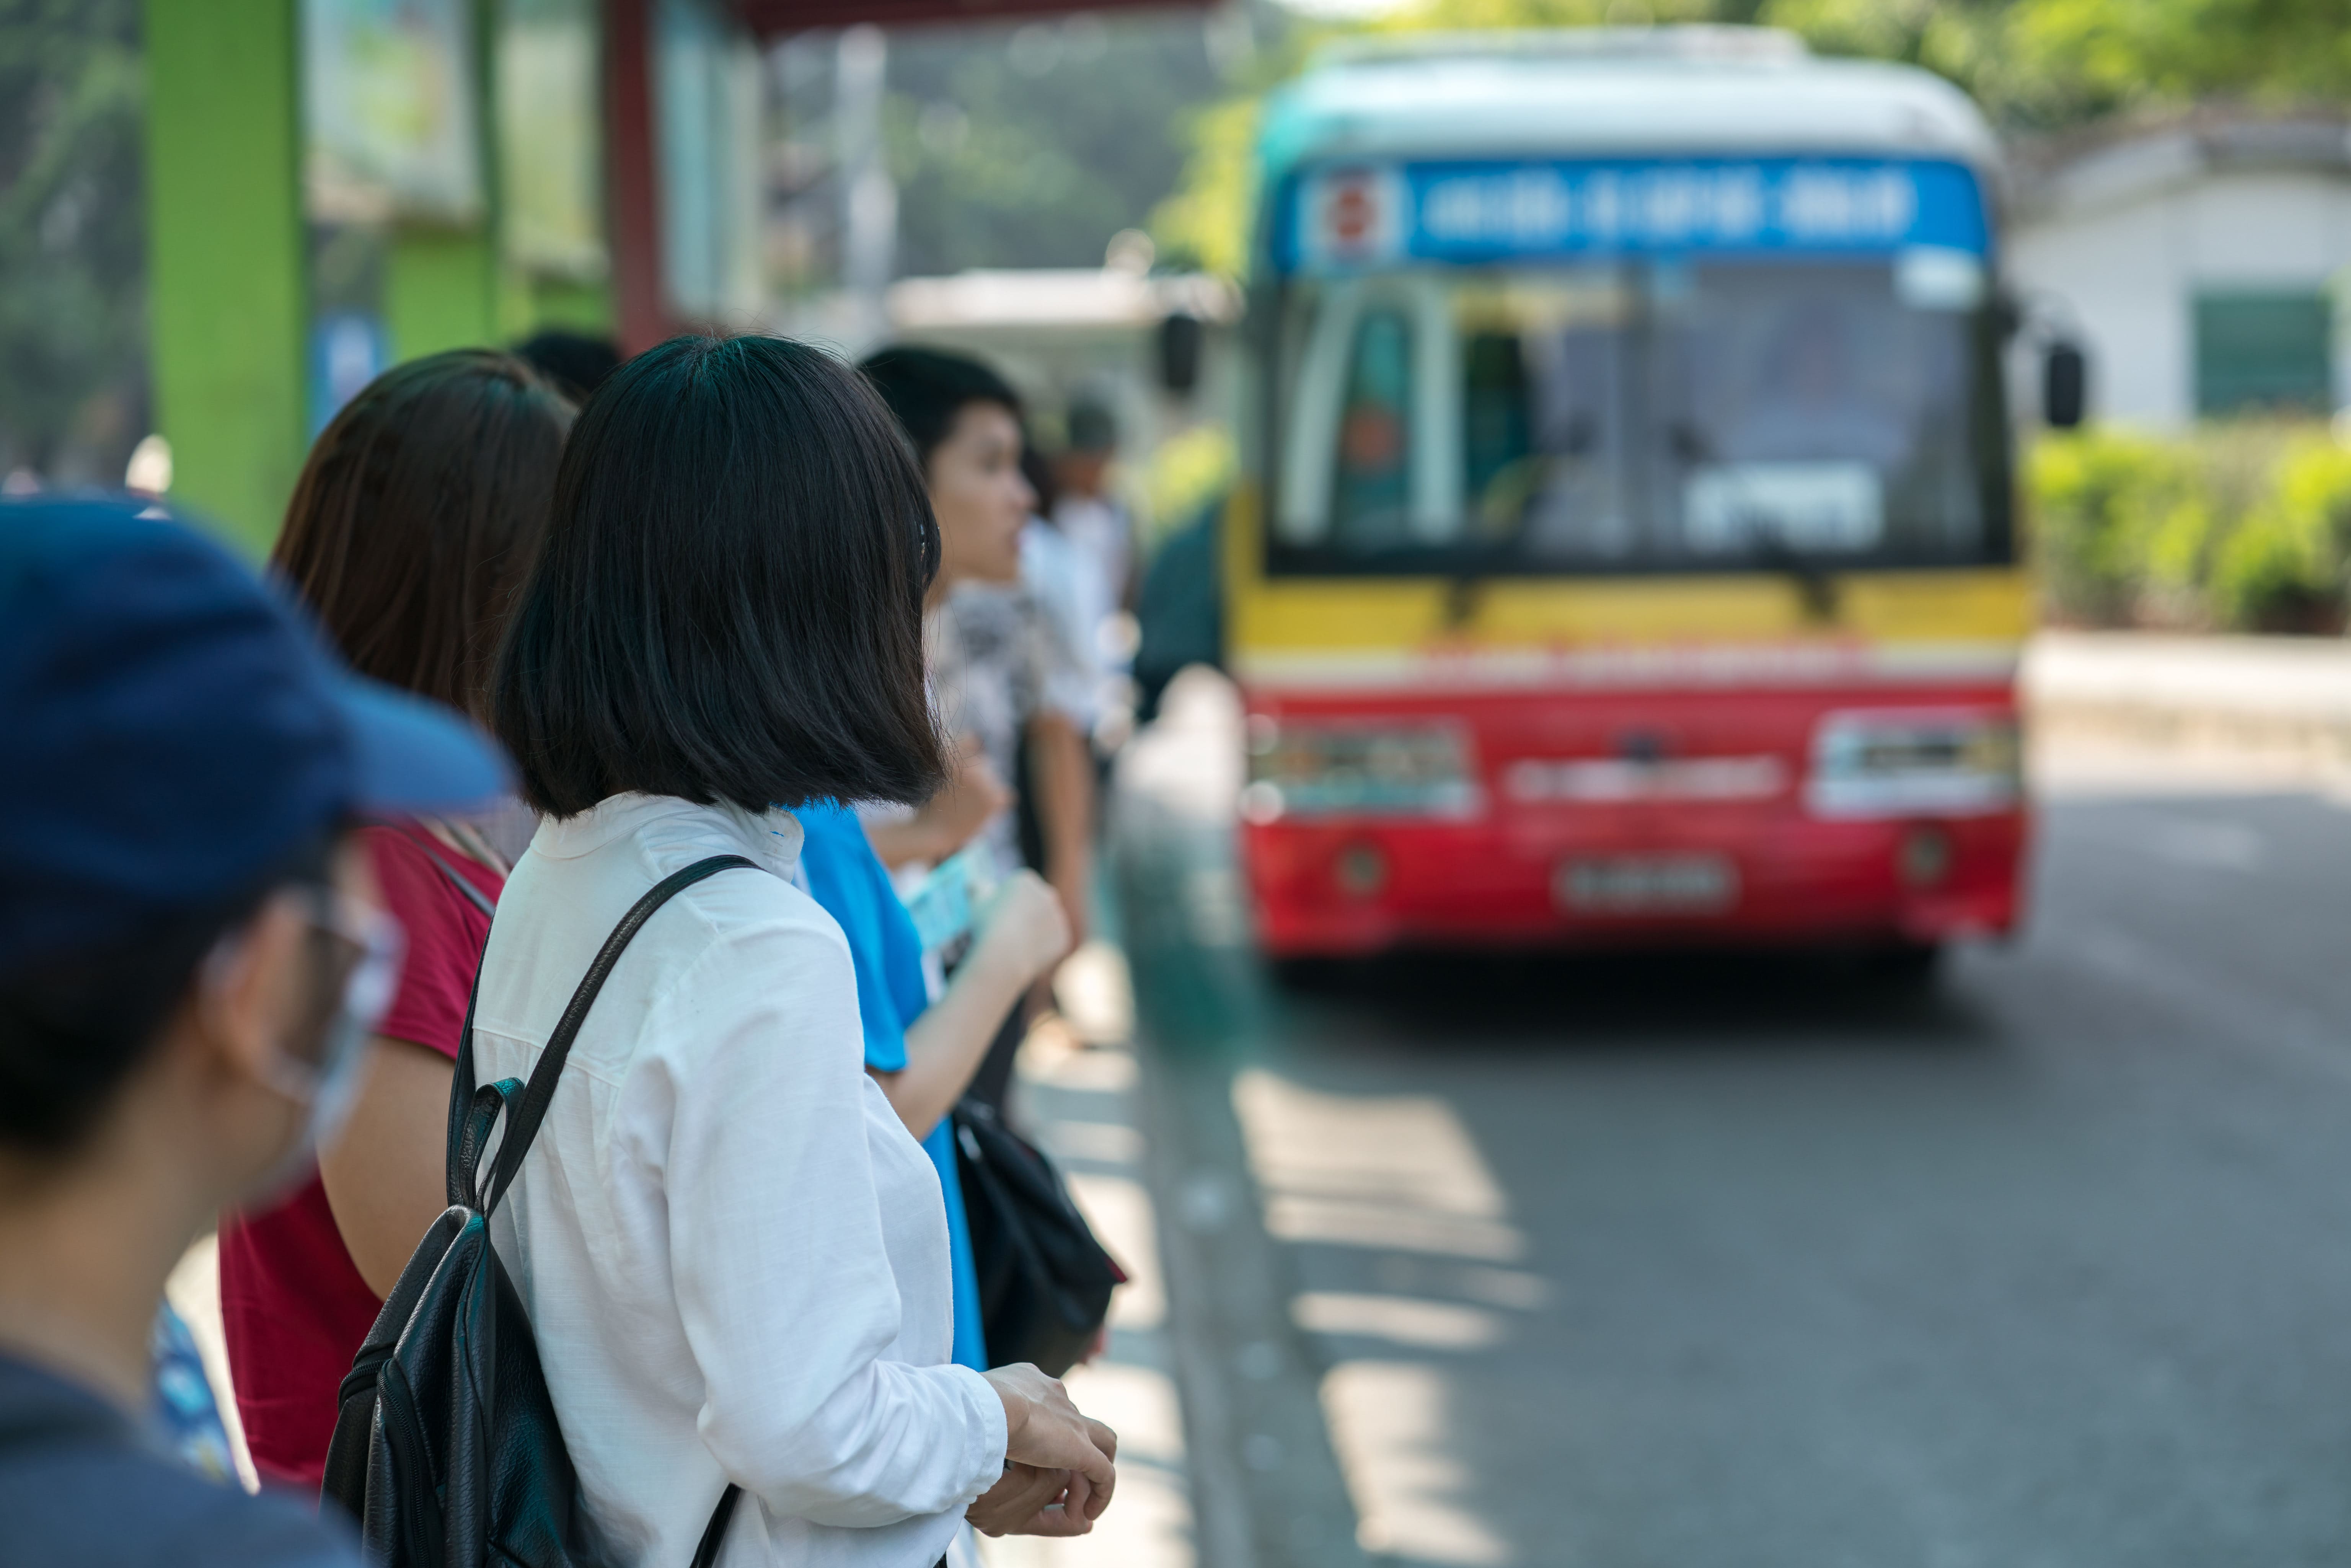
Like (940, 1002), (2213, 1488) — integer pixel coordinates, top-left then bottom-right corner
(0, 1447), (360, 1568)
(360, 822), (500, 917)
(665, 851), (851, 971)
(359, 821), (435, 889)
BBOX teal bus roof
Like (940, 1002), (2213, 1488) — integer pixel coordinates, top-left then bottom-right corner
(1257, 30), (2001, 192)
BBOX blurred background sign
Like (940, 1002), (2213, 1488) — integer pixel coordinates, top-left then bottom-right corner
(302, 0), (486, 226)
(496, 0), (607, 282)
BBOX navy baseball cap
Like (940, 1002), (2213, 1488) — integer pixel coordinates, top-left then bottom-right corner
(0, 494), (509, 976)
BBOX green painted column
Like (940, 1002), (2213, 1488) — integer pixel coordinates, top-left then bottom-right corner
(529, 276), (616, 335)
(386, 229), (499, 360)
(142, 0), (306, 556)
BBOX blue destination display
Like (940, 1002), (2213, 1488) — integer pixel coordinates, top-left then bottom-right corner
(1278, 157), (1990, 274)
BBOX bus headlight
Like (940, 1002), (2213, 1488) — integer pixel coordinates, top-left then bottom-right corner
(1805, 709), (2020, 819)
(1241, 718), (1482, 823)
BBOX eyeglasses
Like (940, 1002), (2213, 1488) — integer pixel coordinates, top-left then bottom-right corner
(277, 886), (404, 1092)
(205, 884), (404, 1099)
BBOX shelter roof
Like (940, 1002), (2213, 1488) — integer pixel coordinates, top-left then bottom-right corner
(733, 0), (1187, 31)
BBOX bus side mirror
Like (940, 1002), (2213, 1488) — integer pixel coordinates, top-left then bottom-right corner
(2043, 340), (2087, 429)
(1158, 311), (1203, 397)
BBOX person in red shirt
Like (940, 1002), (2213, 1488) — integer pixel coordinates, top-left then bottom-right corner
(215, 350), (574, 1488)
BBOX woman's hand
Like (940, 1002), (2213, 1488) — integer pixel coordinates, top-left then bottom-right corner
(916, 740), (1011, 862)
(982, 1363), (1118, 1529)
(864, 740), (1010, 869)
(972, 868), (1073, 989)
(966, 1463), (1072, 1536)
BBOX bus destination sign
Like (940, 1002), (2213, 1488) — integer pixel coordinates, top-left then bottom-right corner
(1283, 156), (1989, 273)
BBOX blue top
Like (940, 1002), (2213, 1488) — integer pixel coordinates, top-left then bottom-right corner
(794, 802), (986, 1370)
(150, 1304), (237, 1486)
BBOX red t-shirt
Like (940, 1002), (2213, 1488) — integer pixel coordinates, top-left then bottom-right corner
(217, 824), (503, 1490)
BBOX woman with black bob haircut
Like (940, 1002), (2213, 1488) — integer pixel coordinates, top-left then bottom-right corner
(481, 334), (1117, 1567)
(497, 337), (939, 813)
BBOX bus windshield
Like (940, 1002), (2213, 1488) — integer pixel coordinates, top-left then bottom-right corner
(1269, 255), (2007, 575)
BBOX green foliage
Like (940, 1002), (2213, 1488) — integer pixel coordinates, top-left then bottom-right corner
(1150, 94), (1267, 279)
(0, 0), (147, 480)
(2000, 0), (2351, 127)
(1145, 420), (1238, 542)
(2030, 423), (2351, 633)
(883, 13), (1223, 275)
(1146, 5), (1327, 280)
(2209, 439), (2351, 630)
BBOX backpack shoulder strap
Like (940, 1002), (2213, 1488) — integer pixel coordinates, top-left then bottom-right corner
(692, 1483), (743, 1568)
(446, 967), (489, 1207)
(409, 832), (501, 921)
(470, 853), (757, 1216)
(370, 818), (503, 919)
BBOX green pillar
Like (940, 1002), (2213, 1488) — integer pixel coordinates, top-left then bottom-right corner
(142, 0), (306, 556)
(386, 229), (500, 360)
(528, 276), (616, 335)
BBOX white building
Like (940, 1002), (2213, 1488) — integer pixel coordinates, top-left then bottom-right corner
(2005, 113), (2351, 429)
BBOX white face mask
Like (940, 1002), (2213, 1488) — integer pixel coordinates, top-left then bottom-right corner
(215, 888), (405, 1203)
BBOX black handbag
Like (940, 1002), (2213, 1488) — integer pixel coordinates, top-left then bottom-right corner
(952, 1098), (1124, 1377)
(320, 855), (754, 1568)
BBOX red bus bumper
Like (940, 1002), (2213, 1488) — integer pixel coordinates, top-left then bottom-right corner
(1236, 684), (2028, 958)
(1244, 808), (2026, 957)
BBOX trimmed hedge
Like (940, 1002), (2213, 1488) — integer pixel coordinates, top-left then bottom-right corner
(2030, 422), (2351, 633)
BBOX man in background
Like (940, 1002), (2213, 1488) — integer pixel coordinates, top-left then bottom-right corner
(1050, 396), (1140, 753)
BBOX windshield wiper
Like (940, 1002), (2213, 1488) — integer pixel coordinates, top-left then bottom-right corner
(1752, 533), (1842, 625)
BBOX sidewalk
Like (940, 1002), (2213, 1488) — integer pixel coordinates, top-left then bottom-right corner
(2027, 630), (2351, 755)
(983, 960), (1196, 1568)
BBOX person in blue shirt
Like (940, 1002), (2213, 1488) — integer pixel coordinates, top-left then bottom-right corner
(795, 800), (1070, 1371)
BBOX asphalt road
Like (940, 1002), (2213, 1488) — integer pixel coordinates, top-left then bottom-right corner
(1115, 681), (2351, 1568)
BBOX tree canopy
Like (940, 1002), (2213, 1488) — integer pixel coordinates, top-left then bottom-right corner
(0, 0), (146, 481)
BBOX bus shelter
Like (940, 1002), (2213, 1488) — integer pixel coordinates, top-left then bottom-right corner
(142, 0), (1182, 549)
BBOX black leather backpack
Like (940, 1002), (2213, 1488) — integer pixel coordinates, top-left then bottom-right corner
(320, 855), (754, 1568)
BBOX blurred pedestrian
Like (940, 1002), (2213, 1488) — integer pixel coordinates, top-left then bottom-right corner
(1052, 394), (1137, 666)
(860, 347), (1097, 1112)
(1020, 443), (1106, 753)
(0, 495), (504, 1563)
(512, 329), (622, 406)
(484, 334), (1116, 1563)
(214, 349), (572, 1490)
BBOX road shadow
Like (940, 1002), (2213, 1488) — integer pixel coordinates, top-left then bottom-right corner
(1257, 942), (2005, 1058)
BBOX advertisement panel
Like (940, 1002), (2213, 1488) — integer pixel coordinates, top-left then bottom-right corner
(303, 0), (485, 225)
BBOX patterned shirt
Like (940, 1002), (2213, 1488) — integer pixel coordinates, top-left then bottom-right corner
(928, 576), (1088, 875)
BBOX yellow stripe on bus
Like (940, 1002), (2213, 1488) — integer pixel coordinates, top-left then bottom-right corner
(1218, 484), (2034, 655)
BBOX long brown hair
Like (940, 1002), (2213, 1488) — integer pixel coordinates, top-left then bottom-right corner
(273, 349), (574, 721)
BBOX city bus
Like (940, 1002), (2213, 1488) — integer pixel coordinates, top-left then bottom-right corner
(1226, 29), (2032, 969)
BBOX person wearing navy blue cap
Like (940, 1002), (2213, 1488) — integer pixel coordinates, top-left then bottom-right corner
(0, 494), (507, 1568)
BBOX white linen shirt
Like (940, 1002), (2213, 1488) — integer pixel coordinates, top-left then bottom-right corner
(472, 794), (1007, 1568)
